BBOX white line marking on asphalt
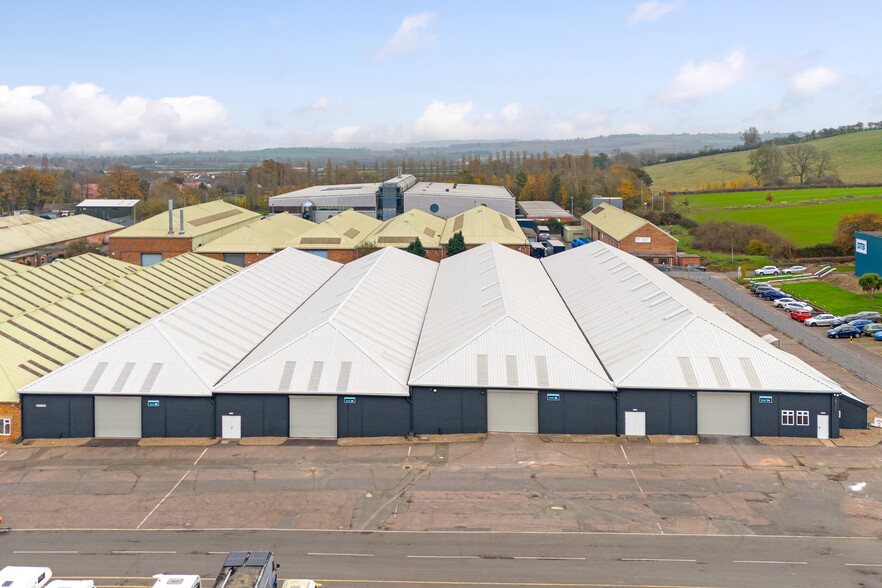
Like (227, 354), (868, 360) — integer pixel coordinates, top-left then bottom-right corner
(0, 450), (7, 459)
(308, 553), (374, 557)
(630, 469), (644, 494)
(846, 563), (882, 567)
(621, 558), (696, 562)
(407, 555), (479, 559)
(733, 560), (807, 565)
(208, 552), (229, 555)
(620, 445), (629, 464)
(112, 550), (177, 554)
(513, 556), (586, 561)
(136, 470), (190, 529)
(193, 448), (208, 466)
(407, 446), (412, 457)
(13, 551), (78, 554)
(656, 522), (664, 535)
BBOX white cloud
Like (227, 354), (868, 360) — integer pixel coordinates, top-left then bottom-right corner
(0, 82), (253, 153)
(375, 11), (437, 60)
(788, 65), (839, 99)
(657, 48), (748, 103)
(628, 1), (682, 25)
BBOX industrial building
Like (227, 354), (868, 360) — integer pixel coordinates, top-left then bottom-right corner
(0, 253), (239, 442)
(283, 209), (383, 263)
(18, 242), (866, 440)
(855, 231), (882, 277)
(76, 199), (140, 221)
(0, 215), (123, 266)
(269, 174), (516, 220)
(362, 209), (448, 261)
(194, 213), (316, 267)
(440, 206), (530, 255)
(109, 200), (261, 266)
(516, 201), (574, 222)
(0, 213), (45, 227)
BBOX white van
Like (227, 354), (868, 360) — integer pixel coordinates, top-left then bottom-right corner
(152, 575), (201, 588)
(0, 567), (53, 588)
(46, 580), (94, 588)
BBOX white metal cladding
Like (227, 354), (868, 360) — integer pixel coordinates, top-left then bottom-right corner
(542, 242), (846, 394)
(697, 392), (750, 435)
(410, 243), (614, 391)
(20, 249), (342, 397)
(269, 183), (382, 209)
(289, 395), (337, 438)
(217, 246), (438, 396)
(94, 395), (141, 438)
(487, 390), (538, 433)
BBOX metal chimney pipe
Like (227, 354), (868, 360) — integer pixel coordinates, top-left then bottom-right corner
(179, 209), (185, 236)
(167, 200), (173, 235)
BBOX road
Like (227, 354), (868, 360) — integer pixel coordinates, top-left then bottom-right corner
(1, 530), (881, 588)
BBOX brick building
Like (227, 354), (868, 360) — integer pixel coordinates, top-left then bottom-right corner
(440, 206), (530, 256)
(284, 209), (383, 263)
(195, 212), (316, 267)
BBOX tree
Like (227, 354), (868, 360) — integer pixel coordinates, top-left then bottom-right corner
(859, 273), (882, 299)
(747, 239), (767, 256)
(446, 231), (467, 257)
(741, 127), (761, 147)
(814, 150), (833, 178)
(834, 211), (882, 253)
(99, 165), (144, 199)
(747, 144), (785, 185)
(65, 239), (101, 258)
(783, 144), (821, 184)
(406, 237), (427, 258)
(15, 167), (57, 210)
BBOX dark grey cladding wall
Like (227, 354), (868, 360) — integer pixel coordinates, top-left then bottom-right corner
(617, 390), (697, 435)
(141, 397), (215, 437)
(215, 394), (287, 437)
(538, 391), (615, 434)
(839, 396), (868, 429)
(337, 396), (411, 437)
(411, 387), (487, 435)
(751, 392), (837, 437)
(21, 394), (93, 439)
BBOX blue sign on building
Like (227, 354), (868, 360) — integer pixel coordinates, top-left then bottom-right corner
(343, 397), (356, 404)
(759, 396), (772, 403)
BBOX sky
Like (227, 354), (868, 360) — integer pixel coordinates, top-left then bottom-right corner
(1, 0), (880, 154)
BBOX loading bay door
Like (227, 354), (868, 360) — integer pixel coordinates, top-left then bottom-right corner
(289, 395), (337, 438)
(94, 396), (141, 438)
(697, 392), (750, 436)
(487, 390), (538, 433)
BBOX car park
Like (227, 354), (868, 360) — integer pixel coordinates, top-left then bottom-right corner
(862, 323), (882, 335)
(753, 284), (777, 296)
(754, 265), (780, 276)
(856, 311), (882, 322)
(804, 314), (841, 327)
(782, 301), (812, 312)
(840, 313), (863, 324)
(781, 265), (807, 274)
(772, 297), (798, 307)
(685, 264), (706, 271)
(791, 309), (812, 321)
(827, 325), (862, 338)
(875, 331), (882, 341)
(848, 319), (875, 331)
(762, 289), (789, 300)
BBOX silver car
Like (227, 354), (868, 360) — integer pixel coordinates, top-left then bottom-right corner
(783, 301), (812, 312)
(805, 313), (840, 327)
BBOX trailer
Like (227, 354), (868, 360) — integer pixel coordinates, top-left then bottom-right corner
(213, 552), (278, 588)
(0, 567), (53, 588)
(545, 239), (566, 255)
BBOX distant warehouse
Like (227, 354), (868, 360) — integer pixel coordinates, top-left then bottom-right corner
(76, 199), (139, 221)
(0, 215), (123, 266)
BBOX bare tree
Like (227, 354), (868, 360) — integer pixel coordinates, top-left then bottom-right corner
(814, 150), (833, 178)
(783, 145), (821, 184)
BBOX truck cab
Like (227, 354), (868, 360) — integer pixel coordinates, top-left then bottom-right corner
(0, 567), (53, 588)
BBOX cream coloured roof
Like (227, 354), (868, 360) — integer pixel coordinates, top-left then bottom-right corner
(194, 213), (316, 254)
(0, 215), (123, 256)
(285, 208), (382, 250)
(440, 206), (528, 246)
(111, 200), (260, 239)
(580, 203), (675, 242)
(364, 209), (446, 249)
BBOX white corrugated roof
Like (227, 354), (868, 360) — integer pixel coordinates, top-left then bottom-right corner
(542, 242), (846, 394)
(409, 242), (614, 391)
(217, 246), (438, 396)
(77, 199), (140, 208)
(19, 248), (341, 396)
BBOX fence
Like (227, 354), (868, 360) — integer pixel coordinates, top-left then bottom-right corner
(671, 270), (882, 387)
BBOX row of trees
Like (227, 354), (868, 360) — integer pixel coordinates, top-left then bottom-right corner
(747, 143), (836, 186)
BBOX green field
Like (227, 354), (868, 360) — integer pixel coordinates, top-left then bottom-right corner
(778, 282), (881, 315)
(688, 198), (882, 247)
(646, 129), (882, 190)
(678, 186), (882, 212)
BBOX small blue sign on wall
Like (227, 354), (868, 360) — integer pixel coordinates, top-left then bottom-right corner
(147, 400), (160, 407)
(759, 396), (772, 403)
(343, 397), (356, 404)
(547, 393), (560, 401)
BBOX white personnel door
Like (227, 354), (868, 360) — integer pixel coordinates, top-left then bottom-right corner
(697, 392), (750, 435)
(817, 414), (829, 439)
(625, 411), (646, 436)
(94, 396), (141, 438)
(487, 390), (538, 433)
(289, 395), (337, 438)
(221, 415), (241, 439)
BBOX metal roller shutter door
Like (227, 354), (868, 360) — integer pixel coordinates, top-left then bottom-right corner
(289, 395), (338, 438)
(94, 396), (141, 438)
(697, 392), (750, 435)
(487, 390), (538, 433)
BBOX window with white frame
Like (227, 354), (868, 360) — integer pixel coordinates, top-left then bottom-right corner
(1, 418), (10, 435)
(781, 410), (794, 426)
(796, 411), (810, 426)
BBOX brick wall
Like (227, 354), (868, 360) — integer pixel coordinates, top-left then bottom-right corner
(620, 224), (677, 255)
(109, 236), (194, 265)
(0, 402), (21, 443)
(197, 252), (273, 266)
(329, 250), (358, 264)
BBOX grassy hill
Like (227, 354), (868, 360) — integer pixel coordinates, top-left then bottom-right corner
(645, 130), (882, 191)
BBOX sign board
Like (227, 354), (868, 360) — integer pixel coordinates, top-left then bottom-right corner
(635, 237), (651, 243)
(35, 403), (46, 408)
(343, 397), (356, 404)
(873, 417), (882, 428)
(547, 393), (560, 401)
(147, 400), (160, 407)
(856, 238), (867, 254)
(759, 396), (772, 403)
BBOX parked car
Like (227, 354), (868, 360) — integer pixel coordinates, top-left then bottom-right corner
(848, 319), (875, 331)
(762, 289), (789, 300)
(791, 309), (813, 321)
(754, 266), (780, 276)
(840, 313), (863, 323)
(772, 297), (798, 307)
(753, 284), (777, 296)
(782, 301), (813, 312)
(781, 265), (807, 274)
(856, 311), (882, 322)
(685, 264), (706, 271)
(875, 331), (882, 341)
(827, 325), (862, 338)
(862, 323), (882, 335)
(804, 314), (841, 327)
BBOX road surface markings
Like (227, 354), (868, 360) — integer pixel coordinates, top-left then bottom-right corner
(846, 563), (882, 567)
(136, 470), (190, 529)
(621, 558), (696, 563)
(513, 556), (586, 561)
(308, 552), (374, 557)
(111, 550), (177, 554)
(629, 469), (644, 494)
(407, 555), (480, 559)
(733, 560), (807, 565)
(0, 450), (7, 458)
(13, 550), (79, 554)
(656, 523), (664, 535)
(620, 445), (629, 464)
(193, 448), (208, 466)
(208, 552), (229, 554)
(314, 580), (717, 587)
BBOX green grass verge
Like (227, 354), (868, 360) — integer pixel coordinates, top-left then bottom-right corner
(668, 226), (773, 271)
(777, 282), (882, 315)
(676, 186), (882, 211)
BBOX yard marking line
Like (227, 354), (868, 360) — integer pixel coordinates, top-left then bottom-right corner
(846, 563), (882, 567)
(111, 550), (177, 554)
(308, 552), (374, 557)
(657, 522), (664, 535)
(621, 558), (696, 563)
(208, 551), (229, 554)
(314, 580), (713, 587)
(407, 445), (412, 457)
(136, 470), (190, 529)
(0, 450), (7, 458)
(193, 448), (208, 466)
(513, 556), (586, 561)
(733, 560), (807, 565)
(620, 445), (629, 464)
(407, 555), (480, 559)
(13, 550), (78, 554)
(630, 469), (644, 494)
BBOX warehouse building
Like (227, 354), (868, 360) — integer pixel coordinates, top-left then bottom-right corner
(194, 213), (316, 266)
(854, 231), (882, 277)
(0, 258), (31, 278)
(215, 247), (437, 438)
(516, 201), (574, 222)
(284, 209), (382, 262)
(76, 199), (139, 221)
(441, 206), (530, 255)
(269, 182), (382, 221)
(18, 249), (336, 439)
(362, 209), (447, 261)
(0, 212), (45, 227)
(0, 215), (123, 266)
(1, 253), (239, 441)
(109, 200), (261, 266)
(402, 180), (515, 219)
(543, 242), (866, 437)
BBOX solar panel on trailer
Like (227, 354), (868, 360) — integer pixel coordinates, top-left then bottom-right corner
(224, 552), (249, 567)
(245, 552), (270, 567)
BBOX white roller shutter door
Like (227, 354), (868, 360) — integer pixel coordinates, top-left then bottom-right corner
(289, 395), (338, 438)
(697, 392), (750, 435)
(94, 396), (141, 438)
(487, 390), (538, 433)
